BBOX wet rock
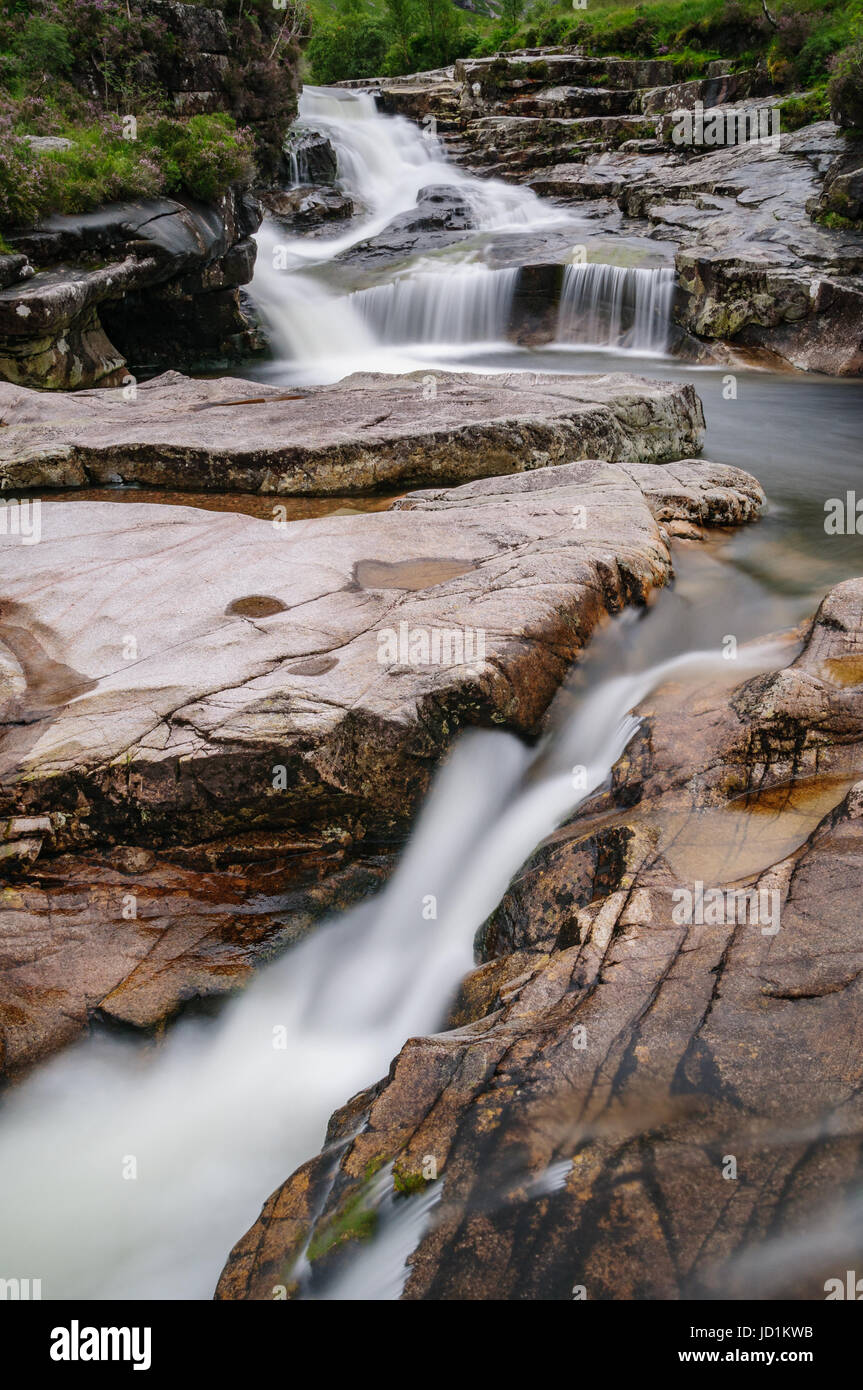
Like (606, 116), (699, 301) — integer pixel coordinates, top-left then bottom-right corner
(217, 579), (863, 1301)
(0, 844), (394, 1078)
(0, 368), (706, 494)
(0, 193), (263, 388)
(280, 129), (339, 186)
(0, 456), (762, 1074)
(338, 185), (475, 264)
(260, 188), (355, 228)
(0, 255), (33, 292)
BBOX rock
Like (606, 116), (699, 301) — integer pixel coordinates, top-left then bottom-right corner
(0, 368), (706, 494)
(0, 255), (33, 292)
(0, 456), (759, 856)
(0, 193), (263, 388)
(216, 578), (863, 1301)
(0, 456), (763, 1074)
(0, 842), (394, 1078)
(337, 186), (476, 264)
(21, 135), (74, 154)
(259, 188), (355, 228)
(814, 141), (863, 227)
(280, 129), (339, 186)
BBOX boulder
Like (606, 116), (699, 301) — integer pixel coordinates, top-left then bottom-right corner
(0, 193), (263, 388)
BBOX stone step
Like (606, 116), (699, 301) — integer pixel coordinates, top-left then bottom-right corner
(455, 53), (691, 95)
(457, 114), (659, 170)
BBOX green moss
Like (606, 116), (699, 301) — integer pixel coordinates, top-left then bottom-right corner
(306, 1193), (379, 1263)
(393, 1165), (427, 1196)
(779, 86), (830, 130)
(817, 208), (860, 229)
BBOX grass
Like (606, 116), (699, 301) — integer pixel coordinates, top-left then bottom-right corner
(0, 113), (256, 231)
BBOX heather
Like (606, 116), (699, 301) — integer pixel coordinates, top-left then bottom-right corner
(0, 0), (304, 231)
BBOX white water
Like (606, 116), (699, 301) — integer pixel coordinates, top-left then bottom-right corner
(247, 83), (578, 378)
(0, 645), (780, 1300)
(271, 85), (570, 268)
(352, 263), (519, 345)
(556, 263), (675, 353)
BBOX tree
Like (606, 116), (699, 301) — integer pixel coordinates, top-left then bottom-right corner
(384, 0), (417, 73)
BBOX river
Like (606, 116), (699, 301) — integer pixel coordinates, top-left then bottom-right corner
(1, 84), (861, 1302)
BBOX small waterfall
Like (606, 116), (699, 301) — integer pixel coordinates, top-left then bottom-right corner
(0, 642), (784, 1300)
(351, 265), (519, 345)
(556, 263), (675, 353)
(286, 149), (301, 188)
(250, 225), (376, 369)
(268, 85), (571, 269)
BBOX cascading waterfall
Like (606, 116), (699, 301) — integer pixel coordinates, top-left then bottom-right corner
(247, 84), (579, 375)
(351, 264), (519, 345)
(251, 224), (376, 369)
(0, 641), (783, 1301)
(556, 262), (676, 353)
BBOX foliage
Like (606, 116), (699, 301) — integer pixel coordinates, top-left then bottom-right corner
(307, 0), (476, 81)
(829, 33), (863, 128)
(0, 112), (255, 229)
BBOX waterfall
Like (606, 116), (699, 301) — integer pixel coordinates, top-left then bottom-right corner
(0, 643), (784, 1300)
(251, 226), (376, 368)
(556, 263), (675, 353)
(266, 85), (571, 269)
(351, 264), (519, 345)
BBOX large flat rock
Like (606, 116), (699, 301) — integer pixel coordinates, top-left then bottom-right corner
(0, 459), (762, 1073)
(217, 579), (863, 1301)
(0, 370), (705, 495)
(0, 458), (758, 851)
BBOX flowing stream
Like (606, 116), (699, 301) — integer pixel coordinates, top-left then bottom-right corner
(2, 83), (863, 1302)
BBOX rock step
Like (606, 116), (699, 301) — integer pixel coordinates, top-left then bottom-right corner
(0, 368), (706, 496)
(456, 114), (659, 170)
(455, 53), (688, 93)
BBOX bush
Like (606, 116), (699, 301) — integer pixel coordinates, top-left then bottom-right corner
(0, 112), (256, 230)
(779, 86), (829, 128)
(152, 113), (255, 202)
(0, 122), (52, 227)
(829, 37), (863, 128)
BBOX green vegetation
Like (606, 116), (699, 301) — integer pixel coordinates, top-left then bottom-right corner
(305, 0), (483, 81)
(0, 0), (304, 233)
(305, 0), (863, 129)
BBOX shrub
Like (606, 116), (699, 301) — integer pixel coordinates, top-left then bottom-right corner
(829, 37), (863, 128)
(0, 122), (52, 227)
(152, 113), (255, 203)
(779, 86), (829, 128)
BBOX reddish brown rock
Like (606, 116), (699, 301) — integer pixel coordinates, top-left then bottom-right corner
(216, 578), (863, 1301)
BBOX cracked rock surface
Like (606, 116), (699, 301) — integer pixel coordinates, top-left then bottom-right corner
(0, 455), (761, 1075)
(0, 369), (705, 495)
(215, 578), (863, 1301)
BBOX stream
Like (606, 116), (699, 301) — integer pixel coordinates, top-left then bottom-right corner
(1, 84), (862, 1302)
